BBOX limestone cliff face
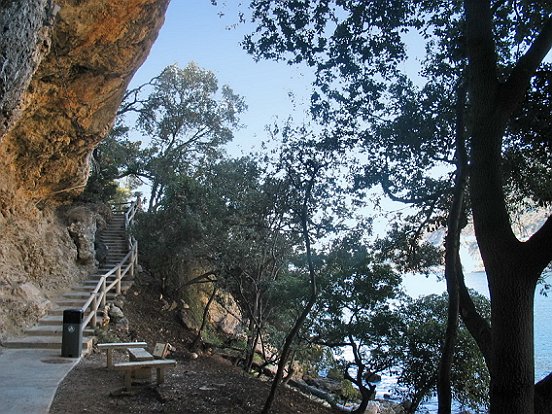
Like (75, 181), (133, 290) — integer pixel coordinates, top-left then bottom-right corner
(0, 0), (170, 336)
(0, 0), (170, 209)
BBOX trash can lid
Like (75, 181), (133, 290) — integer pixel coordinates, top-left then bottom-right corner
(63, 308), (83, 324)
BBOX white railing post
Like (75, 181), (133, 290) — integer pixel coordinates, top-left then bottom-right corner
(92, 295), (98, 326)
(101, 277), (106, 308)
(134, 240), (138, 268)
(130, 250), (135, 278)
(116, 267), (122, 295)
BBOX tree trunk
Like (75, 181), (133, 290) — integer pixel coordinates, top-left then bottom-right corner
(244, 291), (261, 372)
(469, 108), (539, 413)
(261, 179), (319, 414)
(488, 270), (537, 413)
(437, 80), (467, 414)
(464, 2), (552, 411)
(437, 251), (460, 414)
(409, 382), (435, 414)
(458, 269), (492, 367)
(352, 384), (376, 414)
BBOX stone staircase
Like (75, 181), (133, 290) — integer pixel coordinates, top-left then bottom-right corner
(2, 212), (133, 352)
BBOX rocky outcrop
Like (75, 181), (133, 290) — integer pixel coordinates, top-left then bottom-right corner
(64, 204), (109, 264)
(0, 207), (80, 336)
(0, 0), (170, 209)
(209, 291), (243, 336)
(0, 1), (170, 336)
(0, 0), (58, 136)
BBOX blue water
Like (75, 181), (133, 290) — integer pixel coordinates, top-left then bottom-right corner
(385, 271), (552, 412)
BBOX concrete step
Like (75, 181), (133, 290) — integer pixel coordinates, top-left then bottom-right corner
(79, 280), (133, 288)
(0, 212), (135, 352)
(95, 269), (127, 275)
(38, 315), (64, 325)
(38, 315), (105, 326)
(2, 335), (94, 352)
(47, 308), (104, 317)
(104, 259), (129, 264)
(86, 273), (120, 279)
(24, 324), (95, 337)
(56, 299), (87, 308)
(78, 282), (134, 295)
(63, 291), (118, 300)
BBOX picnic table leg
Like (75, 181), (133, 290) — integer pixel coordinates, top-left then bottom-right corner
(156, 367), (165, 385)
(124, 371), (133, 390)
(107, 349), (113, 368)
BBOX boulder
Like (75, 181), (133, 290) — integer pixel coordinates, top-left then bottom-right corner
(94, 240), (109, 265)
(364, 401), (380, 414)
(115, 316), (130, 335)
(108, 305), (124, 321)
(304, 377), (343, 394)
(65, 205), (98, 265)
(366, 372), (382, 383)
(178, 309), (198, 333)
(208, 291), (242, 336)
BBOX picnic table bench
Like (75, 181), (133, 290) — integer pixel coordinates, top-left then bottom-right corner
(97, 342), (148, 368)
(113, 359), (177, 390)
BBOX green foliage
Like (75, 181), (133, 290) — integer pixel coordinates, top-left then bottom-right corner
(340, 379), (362, 403)
(240, 6), (552, 412)
(131, 63), (246, 210)
(79, 126), (142, 203)
(83, 62), (246, 208)
(504, 64), (552, 206)
(93, 326), (121, 344)
(396, 293), (490, 412)
(374, 222), (443, 275)
(305, 231), (404, 410)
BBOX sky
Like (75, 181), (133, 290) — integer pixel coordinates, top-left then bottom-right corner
(127, 1), (550, 273)
(129, 0), (316, 156)
(126, 1), (441, 258)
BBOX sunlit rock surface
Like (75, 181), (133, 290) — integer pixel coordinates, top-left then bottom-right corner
(0, 0), (169, 336)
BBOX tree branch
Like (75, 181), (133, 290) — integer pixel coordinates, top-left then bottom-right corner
(458, 268), (492, 367)
(525, 214), (552, 274)
(464, 0), (500, 99)
(535, 371), (552, 413)
(502, 16), (552, 113)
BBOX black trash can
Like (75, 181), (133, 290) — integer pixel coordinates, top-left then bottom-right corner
(61, 309), (83, 358)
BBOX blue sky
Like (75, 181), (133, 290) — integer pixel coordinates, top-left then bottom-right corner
(129, 0), (315, 156)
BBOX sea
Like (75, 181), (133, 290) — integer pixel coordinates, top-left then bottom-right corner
(373, 271), (552, 413)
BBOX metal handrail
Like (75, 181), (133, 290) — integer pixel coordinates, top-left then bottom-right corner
(124, 196), (141, 230)
(80, 198), (140, 330)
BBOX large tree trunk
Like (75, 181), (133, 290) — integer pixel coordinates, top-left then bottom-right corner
(464, 1), (552, 412)
(488, 268), (537, 413)
(469, 98), (539, 414)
